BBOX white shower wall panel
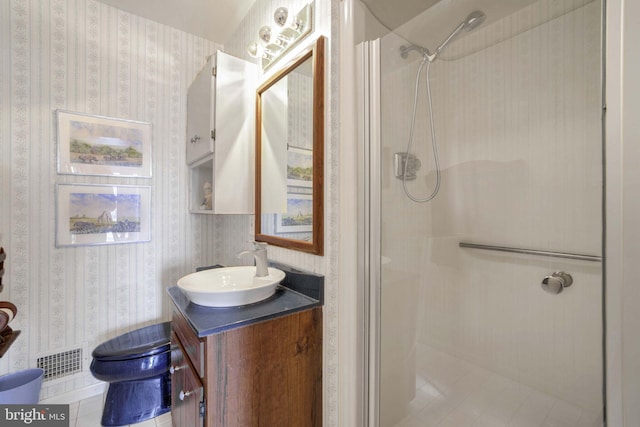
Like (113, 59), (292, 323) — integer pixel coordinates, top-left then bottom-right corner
(421, 240), (602, 409)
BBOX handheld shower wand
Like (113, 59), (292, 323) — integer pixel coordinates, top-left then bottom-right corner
(399, 11), (486, 203)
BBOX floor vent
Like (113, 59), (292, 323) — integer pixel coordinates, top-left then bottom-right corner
(37, 348), (82, 381)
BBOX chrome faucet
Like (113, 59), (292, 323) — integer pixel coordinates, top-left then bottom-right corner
(237, 242), (269, 277)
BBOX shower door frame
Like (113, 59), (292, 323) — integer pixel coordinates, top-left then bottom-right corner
(358, 38), (383, 427)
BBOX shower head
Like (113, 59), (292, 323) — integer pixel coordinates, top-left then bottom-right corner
(433, 10), (486, 60)
(463, 11), (486, 31)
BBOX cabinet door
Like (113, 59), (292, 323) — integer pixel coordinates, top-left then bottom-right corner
(204, 308), (323, 426)
(186, 55), (215, 165)
(212, 51), (256, 214)
(171, 333), (204, 427)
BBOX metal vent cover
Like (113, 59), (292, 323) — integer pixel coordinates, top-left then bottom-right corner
(37, 348), (82, 381)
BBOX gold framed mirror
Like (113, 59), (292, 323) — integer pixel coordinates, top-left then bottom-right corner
(255, 36), (324, 255)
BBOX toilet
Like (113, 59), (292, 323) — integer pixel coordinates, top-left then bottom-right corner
(90, 322), (172, 426)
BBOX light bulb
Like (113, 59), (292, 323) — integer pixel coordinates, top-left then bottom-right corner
(273, 7), (289, 27)
(247, 42), (263, 58)
(258, 26), (272, 44)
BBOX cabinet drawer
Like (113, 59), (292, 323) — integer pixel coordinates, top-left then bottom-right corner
(171, 332), (204, 427)
(172, 309), (204, 377)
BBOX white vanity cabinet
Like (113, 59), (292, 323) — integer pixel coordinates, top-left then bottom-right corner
(187, 51), (256, 214)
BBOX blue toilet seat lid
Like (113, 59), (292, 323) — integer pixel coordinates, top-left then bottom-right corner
(92, 322), (171, 361)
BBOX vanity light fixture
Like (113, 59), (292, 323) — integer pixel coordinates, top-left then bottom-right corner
(246, 1), (314, 70)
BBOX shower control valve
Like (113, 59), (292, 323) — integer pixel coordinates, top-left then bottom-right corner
(541, 271), (573, 295)
(394, 152), (421, 181)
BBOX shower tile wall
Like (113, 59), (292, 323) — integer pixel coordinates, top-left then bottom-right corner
(379, 0), (602, 423)
(0, 0), (220, 399)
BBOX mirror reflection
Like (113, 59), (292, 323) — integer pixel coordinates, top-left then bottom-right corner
(261, 58), (313, 236)
(256, 36), (324, 255)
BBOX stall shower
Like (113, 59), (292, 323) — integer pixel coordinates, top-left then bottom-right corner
(358, 0), (604, 426)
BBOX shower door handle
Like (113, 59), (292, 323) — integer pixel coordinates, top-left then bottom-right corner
(541, 272), (573, 295)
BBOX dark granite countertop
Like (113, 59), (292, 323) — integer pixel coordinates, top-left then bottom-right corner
(167, 263), (323, 338)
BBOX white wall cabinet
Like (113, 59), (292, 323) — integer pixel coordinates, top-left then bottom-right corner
(187, 51), (256, 214)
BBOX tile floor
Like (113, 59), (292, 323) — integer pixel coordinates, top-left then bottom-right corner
(69, 393), (172, 427)
(392, 344), (603, 427)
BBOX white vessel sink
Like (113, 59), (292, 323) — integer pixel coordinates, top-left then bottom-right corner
(177, 266), (285, 307)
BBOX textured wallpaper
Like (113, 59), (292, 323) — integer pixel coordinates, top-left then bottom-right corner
(0, 0), (339, 417)
(0, 0), (220, 399)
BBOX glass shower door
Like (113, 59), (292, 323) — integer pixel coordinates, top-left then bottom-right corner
(365, 1), (605, 426)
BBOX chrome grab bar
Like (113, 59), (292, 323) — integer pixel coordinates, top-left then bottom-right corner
(459, 242), (602, 262)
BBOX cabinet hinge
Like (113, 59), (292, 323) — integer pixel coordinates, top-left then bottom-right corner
(200, 399), (206, 418)
(211, 129), (216, 141)
(212, 66), (217, 77)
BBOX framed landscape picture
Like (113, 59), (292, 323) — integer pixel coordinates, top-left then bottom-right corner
(286, 147), (313, 188)
(56, 110), (152, 177)
(276, 193), (313, 233)
(56, 184), (151, 247)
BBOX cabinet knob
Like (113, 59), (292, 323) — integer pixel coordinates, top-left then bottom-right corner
(541, 271), (573, 295)
(190, 135), (201, 144)
(179, 390), (194, 401)
(169, 365), (185, 374)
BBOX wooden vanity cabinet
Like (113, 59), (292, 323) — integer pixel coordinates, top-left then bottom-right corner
(171, 306), (322, 427)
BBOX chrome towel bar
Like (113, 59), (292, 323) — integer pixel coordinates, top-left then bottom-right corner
(459, 242), (602, 262)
